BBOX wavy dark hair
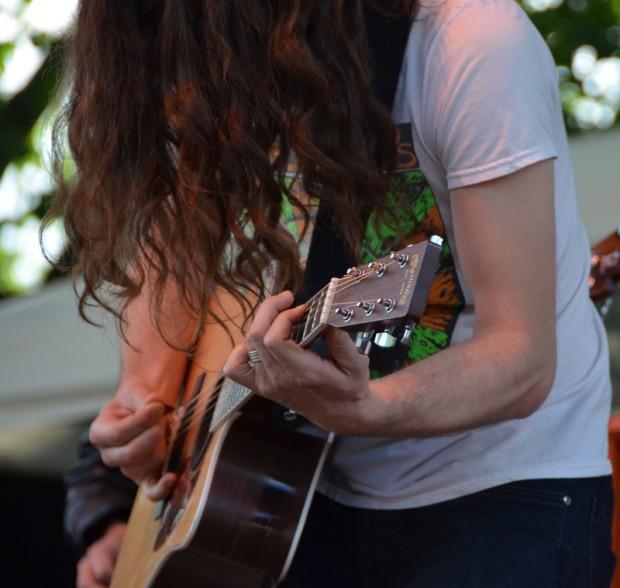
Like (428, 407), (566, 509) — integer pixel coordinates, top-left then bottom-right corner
(46, 0), (416, 346)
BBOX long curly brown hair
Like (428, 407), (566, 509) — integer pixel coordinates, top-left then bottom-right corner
(46, 0), (415, 346)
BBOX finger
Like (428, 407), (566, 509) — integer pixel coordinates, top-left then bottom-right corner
(100, 424), (166, 473)
(77, 558), (106, 588)
(142, 472), (178, 502)
(246, 291), (295, 342)
(322, 327), (369, 374)
(263, 304), (307, 346)
(90, 401), (165, 449)
(87, 542), (115, 584)
(119, 453), (166, 486)
(222, 343), (256, 388)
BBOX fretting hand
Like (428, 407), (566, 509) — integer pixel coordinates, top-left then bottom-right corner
(223, 291), (383, 435)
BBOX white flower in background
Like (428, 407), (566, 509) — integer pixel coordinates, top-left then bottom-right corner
(572, 45), (598, 81)
(0, 162), (54, 223)
(23, 0), (78, 37)
(0, 10), (20, 43)
(523, 0), (564, 12)
(0, 216), (66, 291)
(0, 34), (46, 100)
(583, 58), (620, 107)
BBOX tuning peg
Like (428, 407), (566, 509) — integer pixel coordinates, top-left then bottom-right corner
(400, 324), (414, 347)
(380, 298), (396, 313)
(390, 251), (409, 268)
(355, 329), (374, 355)
(334, 307), (354, 322)
(356, 301), (376, 316)
(374, 328), (397, 349)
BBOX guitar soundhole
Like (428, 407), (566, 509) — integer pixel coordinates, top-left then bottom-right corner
(154, 372), (221, 550)
(165, 372), (206, 475)
(189, 375), (223, 472)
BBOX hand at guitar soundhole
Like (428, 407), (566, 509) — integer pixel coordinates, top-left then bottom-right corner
(223, 291), (383, 435)
(89, 390), (177, 501)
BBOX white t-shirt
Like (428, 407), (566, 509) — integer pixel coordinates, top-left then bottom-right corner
(317, 0), (612, 509)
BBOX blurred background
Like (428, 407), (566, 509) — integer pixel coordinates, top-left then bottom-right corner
(0, 0), (619, 586)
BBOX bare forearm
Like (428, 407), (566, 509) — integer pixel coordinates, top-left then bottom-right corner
(367, 325), (556, 437)
(118, 278), (193, 405)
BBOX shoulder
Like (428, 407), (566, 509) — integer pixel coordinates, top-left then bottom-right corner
(409, 0), (551, 68)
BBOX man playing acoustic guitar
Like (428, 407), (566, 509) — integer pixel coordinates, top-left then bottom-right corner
(56, 1), (614, 586)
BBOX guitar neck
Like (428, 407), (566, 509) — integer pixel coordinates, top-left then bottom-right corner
(208, 238), (441, 431)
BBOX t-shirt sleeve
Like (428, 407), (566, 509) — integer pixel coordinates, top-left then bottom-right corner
(419, 0), (559, 190)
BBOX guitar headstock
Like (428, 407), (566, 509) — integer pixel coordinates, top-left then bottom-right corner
(589, 227), (620, 317)
(294, 237), (442, 351)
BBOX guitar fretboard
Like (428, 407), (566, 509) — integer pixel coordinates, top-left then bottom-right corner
(292, 285), (330, 346)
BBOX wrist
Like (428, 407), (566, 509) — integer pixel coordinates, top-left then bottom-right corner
(335, 379), (394, 437)
(360, 379), (394, 435)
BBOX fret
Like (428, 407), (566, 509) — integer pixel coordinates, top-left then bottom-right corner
(312, 289), (326, 331)
(302, 296), (320, 340)
(292, 321), (304, 344)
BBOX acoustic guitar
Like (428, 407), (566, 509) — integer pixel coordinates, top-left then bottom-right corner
(110, 237), (443, 588)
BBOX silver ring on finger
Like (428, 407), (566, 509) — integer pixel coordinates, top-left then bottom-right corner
(247, 348), (262, 368)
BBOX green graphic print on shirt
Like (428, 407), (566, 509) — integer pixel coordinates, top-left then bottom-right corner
(361, 123), (465, 365)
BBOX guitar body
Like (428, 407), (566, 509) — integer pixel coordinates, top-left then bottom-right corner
(111, 291), (333, 588)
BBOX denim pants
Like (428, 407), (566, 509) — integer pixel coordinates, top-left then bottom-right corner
(281, 477), (615, 588)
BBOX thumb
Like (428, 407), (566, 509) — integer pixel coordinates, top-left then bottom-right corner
(322, 327), (367, 373)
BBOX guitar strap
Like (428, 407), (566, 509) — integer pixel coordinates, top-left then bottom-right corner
(297, 3), (412, 303)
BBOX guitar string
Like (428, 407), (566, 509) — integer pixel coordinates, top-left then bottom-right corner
(172, 260), (403, 440)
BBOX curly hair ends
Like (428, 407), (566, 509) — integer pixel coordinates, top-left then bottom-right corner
(45, 0), (416, 348)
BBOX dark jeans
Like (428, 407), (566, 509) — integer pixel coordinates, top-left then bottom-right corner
(281, 477), (615, 588)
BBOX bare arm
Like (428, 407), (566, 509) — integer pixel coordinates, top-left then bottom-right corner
(90, 274), (194, 498)
(366, 158), (557, 435)
(115, 276), (192, 407)
(224, 159), (557, 436)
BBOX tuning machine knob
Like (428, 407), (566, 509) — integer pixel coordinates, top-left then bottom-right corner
(355, 329), (375, 355)
(374, 328), (397, 349)
(400, 324), (414, 347)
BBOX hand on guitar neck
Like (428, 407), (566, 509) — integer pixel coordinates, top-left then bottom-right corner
(223, 290), (380, 435)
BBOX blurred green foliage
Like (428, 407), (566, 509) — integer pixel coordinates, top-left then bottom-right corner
(0, 0), (619, 298)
